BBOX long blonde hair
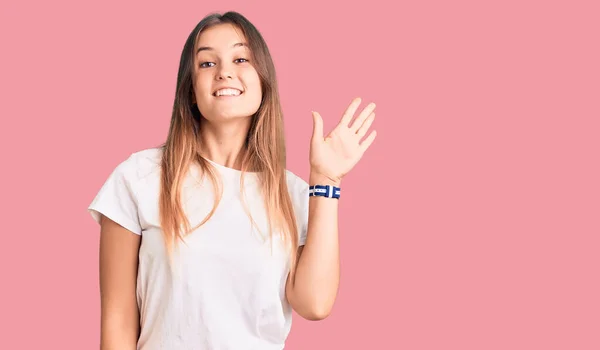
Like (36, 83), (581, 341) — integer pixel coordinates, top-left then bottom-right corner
(157, 11), (300, 270)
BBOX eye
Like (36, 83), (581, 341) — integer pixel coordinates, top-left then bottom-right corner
(199, 62), (215, 68)
(235, 58), (249, 63)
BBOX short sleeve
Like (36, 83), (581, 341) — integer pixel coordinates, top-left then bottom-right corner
(293, 176), (310, 247)
(87, 154), (142, 235)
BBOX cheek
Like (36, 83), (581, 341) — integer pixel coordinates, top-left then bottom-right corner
(246, 72), (262, 97)
(193, 72), (211, 95)
(197, 80), (212, 97)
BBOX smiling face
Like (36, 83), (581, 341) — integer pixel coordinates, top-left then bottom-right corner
(192, 23), (262, 123)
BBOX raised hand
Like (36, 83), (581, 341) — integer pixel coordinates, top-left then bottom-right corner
(309, 97), (377, 185)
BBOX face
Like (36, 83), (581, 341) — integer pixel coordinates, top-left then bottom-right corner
(193, 23), (262, 123)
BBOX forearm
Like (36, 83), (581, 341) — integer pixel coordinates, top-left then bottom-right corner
(289, 171), (341, 319)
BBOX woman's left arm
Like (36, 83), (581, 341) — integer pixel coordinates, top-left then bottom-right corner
(286, 98), (377, 320)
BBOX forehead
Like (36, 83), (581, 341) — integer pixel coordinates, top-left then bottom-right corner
(195, 23), (247, 52)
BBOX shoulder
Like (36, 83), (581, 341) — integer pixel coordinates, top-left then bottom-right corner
(285, 169), (310, 215)
(97, 147), (163, 200)
(285, 169), (310, 240)
(114, 147), (163, 183)
(88, 147), (164, 231)
(128, 147), (163, 172)
(285, 169), (309, 196)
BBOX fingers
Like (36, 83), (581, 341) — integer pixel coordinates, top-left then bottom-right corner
(356, 112), (375, 138)
(340, 97), (362, 127)
(360, 130), (377, 152)
(350, 102), (376, 133)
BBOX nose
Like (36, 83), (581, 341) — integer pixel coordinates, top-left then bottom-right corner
(216, 64), (234, 80)
(217, 72), (232, 80)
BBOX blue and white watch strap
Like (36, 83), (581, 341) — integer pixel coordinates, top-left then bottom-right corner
(309, 185), (341, 199)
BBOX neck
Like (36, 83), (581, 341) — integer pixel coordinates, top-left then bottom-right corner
(198, 116), (252, 170)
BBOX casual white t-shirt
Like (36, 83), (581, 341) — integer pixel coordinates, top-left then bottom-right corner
(88, 147), (309, 350)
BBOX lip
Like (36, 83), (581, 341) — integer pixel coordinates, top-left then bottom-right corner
(212, 87), (244, 96)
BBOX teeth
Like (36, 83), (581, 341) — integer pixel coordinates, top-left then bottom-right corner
(215, 88), (242, 96)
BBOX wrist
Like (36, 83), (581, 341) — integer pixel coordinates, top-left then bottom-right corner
(309, 171), (341, 187)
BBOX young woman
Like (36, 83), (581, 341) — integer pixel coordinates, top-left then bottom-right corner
(88, 11), (376, 350)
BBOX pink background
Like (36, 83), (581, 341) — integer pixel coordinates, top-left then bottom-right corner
(1, 0), (599, 349)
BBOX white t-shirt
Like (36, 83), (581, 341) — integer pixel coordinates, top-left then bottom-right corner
(88, 147), (309, 350)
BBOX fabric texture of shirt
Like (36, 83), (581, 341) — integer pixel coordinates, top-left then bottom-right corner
(88, 148), (309, 350)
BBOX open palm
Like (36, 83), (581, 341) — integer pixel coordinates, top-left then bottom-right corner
(310, 98), (377, 183)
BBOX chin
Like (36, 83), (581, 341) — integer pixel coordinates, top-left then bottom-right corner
(198, 97), (261, 122)
(210, 105), (261, 120)
(204, 110), (256, 122)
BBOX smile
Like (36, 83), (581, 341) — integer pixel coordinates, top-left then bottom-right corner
(213, 88), (243, 97)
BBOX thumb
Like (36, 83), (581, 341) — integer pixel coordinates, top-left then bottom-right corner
(311, 111), (324, 144)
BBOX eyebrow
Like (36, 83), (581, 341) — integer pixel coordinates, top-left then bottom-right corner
(196, 42), (248, 54)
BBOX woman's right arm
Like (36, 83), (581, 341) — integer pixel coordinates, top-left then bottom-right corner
(99, 215), (141, 350)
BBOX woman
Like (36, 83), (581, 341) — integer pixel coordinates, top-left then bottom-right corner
(88, 11), (376, 350)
